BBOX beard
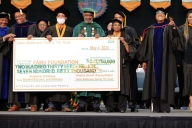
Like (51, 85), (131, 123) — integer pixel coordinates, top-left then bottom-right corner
(84, 20), (93, 23)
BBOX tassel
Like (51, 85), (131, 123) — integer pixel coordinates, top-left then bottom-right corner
(8, 13), (11, 20)
(121, 12), (126, 27)
(48, 21), (50, 26)
(19, 8), (23, 15)
(165, 13), (168, 19)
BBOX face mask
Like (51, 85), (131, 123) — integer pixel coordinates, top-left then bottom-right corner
(57, 18), (65, 24)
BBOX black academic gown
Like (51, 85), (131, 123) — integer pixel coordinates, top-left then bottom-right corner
(107, 31), (131, 96)
(6, 21), (34, 105)
(179, 25), (192, 96)
(45, 24), (73, 103)
(28, 24), (49, 37)
(0, 37), (10, 99)
(27, 24), (50, 105)
(124, 26), (139, 101)
(136, 25), (184, 105)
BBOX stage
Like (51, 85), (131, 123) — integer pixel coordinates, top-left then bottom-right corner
(0, 108), (192, 128)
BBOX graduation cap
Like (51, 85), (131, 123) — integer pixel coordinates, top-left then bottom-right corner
(113, 10), (126, 27)
(81, 8), (97, 18)
(13, 8), (27, 15)
(0, 12), (10, 20)
(55, 7), (70, 17)
(36, 18), (50, 26)
(112, 19), (122, 25)
(156, 7), (168, 18)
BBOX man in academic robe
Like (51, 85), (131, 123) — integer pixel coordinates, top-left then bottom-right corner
(0, 12), (15, 110)
(5, 8), (34, 111)
(113, 10), (139, 112)
(44, 7), (73, 112)
(72, 8), (105, 112)
(136, 8), (184, 113)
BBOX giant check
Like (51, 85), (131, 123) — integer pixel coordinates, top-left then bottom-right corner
(13, 38), (120, 91)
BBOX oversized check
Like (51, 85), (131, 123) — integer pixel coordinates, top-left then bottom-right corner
(13, 38), (120, 91)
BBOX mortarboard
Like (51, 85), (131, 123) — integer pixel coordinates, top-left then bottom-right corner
(36, 18), (50, 26)
(113, 11), (126, 27)
(81, 8), (97, 18)
(0, 12), (10, 20)
(55, 7), (70, 17)
(13, 8), (27, 15)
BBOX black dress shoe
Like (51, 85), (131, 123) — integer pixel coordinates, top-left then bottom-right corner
(76, 107), (86, 112)
(130, 107), (138, 112)
(105, 109), (113, 113)
(94, 107), (102, 113)
(120, 109), (125, 113)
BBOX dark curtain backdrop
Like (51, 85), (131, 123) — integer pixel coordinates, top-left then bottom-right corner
(0, 0), (187, 35)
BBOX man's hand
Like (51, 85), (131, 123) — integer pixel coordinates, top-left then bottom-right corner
(3, 33), (16, 41)
(95, 33), (100, 38)
(78, 34), (84, 37)
(46, 35), (52, 42)
(142, 62), (147, 73)
(27, 35), (33, 40)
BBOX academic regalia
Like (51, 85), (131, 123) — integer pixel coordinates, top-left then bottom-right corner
(124, 26), (139, 101)
(0, 12), (10, 100)
(73, 21), (105, 37)
(72, 10), (105, 111)
(45, 24), (73, 109)
(179, 25), (192, 96)
(47, 25), (73, 37)
(0, 27), (10, 100)
(27, 18), (50, 107)
(28, 24), (49, 37)
(72, 21), (105, 98)
(106, 30), (131, 112)
(136, 22), (184, 110)
(6, 20), (34, 105)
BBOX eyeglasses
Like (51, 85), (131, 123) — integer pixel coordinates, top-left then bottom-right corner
(38, 24), (47, 26)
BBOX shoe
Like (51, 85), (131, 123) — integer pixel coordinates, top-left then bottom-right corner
(120, 109), (125, 113)
(105, 109), (113, 113)
(44, 107), (55, 112)
(62, 107), (72, 112)
(130, 107), (138, 112)
(30, 105), (37, 112)
(76, 107), (86, 112)
(8, 105), (20, 112)
(94, 107), (102, 113)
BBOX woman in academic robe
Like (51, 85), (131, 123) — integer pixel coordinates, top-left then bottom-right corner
(105, 19), (131, 113)
(179, 9), (192, 112)
(27, 18), (50, 39)
(0, 12), (15, 110)
(26, 18), (50, 111)
(136, 8), (184, 113)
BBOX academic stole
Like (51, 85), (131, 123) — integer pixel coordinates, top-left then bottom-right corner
(56, 24), (66, 37)
(182, 0), (192, 9)
(150, 0), (171, 9)
(43, 0), (64, 11)
(0, 0), (1, 4)
(120, 0), (141, 12)
(113, 32), (121, 37)
(11, 0), (31, 9)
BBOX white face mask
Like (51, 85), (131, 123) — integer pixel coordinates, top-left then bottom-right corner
(57, 18), (65, 24)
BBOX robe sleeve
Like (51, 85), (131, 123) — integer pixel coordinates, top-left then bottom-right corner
(169, 26), (184, 51)
(72, 26), (79, 37)
(28, 25), (35, 36)
(97, 28), (105, 37)
(135, 29), (150, 63)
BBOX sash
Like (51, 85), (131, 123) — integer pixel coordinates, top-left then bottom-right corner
(182, 0), (192, 9)
(150, 0), (171, 9)
(11, 0), (31, 9)
(43, 0), (64, 11)
(120, 0), (141, 12)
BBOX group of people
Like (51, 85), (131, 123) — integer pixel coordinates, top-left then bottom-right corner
(0, 6), (191, 113)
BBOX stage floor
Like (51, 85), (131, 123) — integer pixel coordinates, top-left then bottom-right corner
(1, 108), (192, 128)
(0, 109), (191, 117)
